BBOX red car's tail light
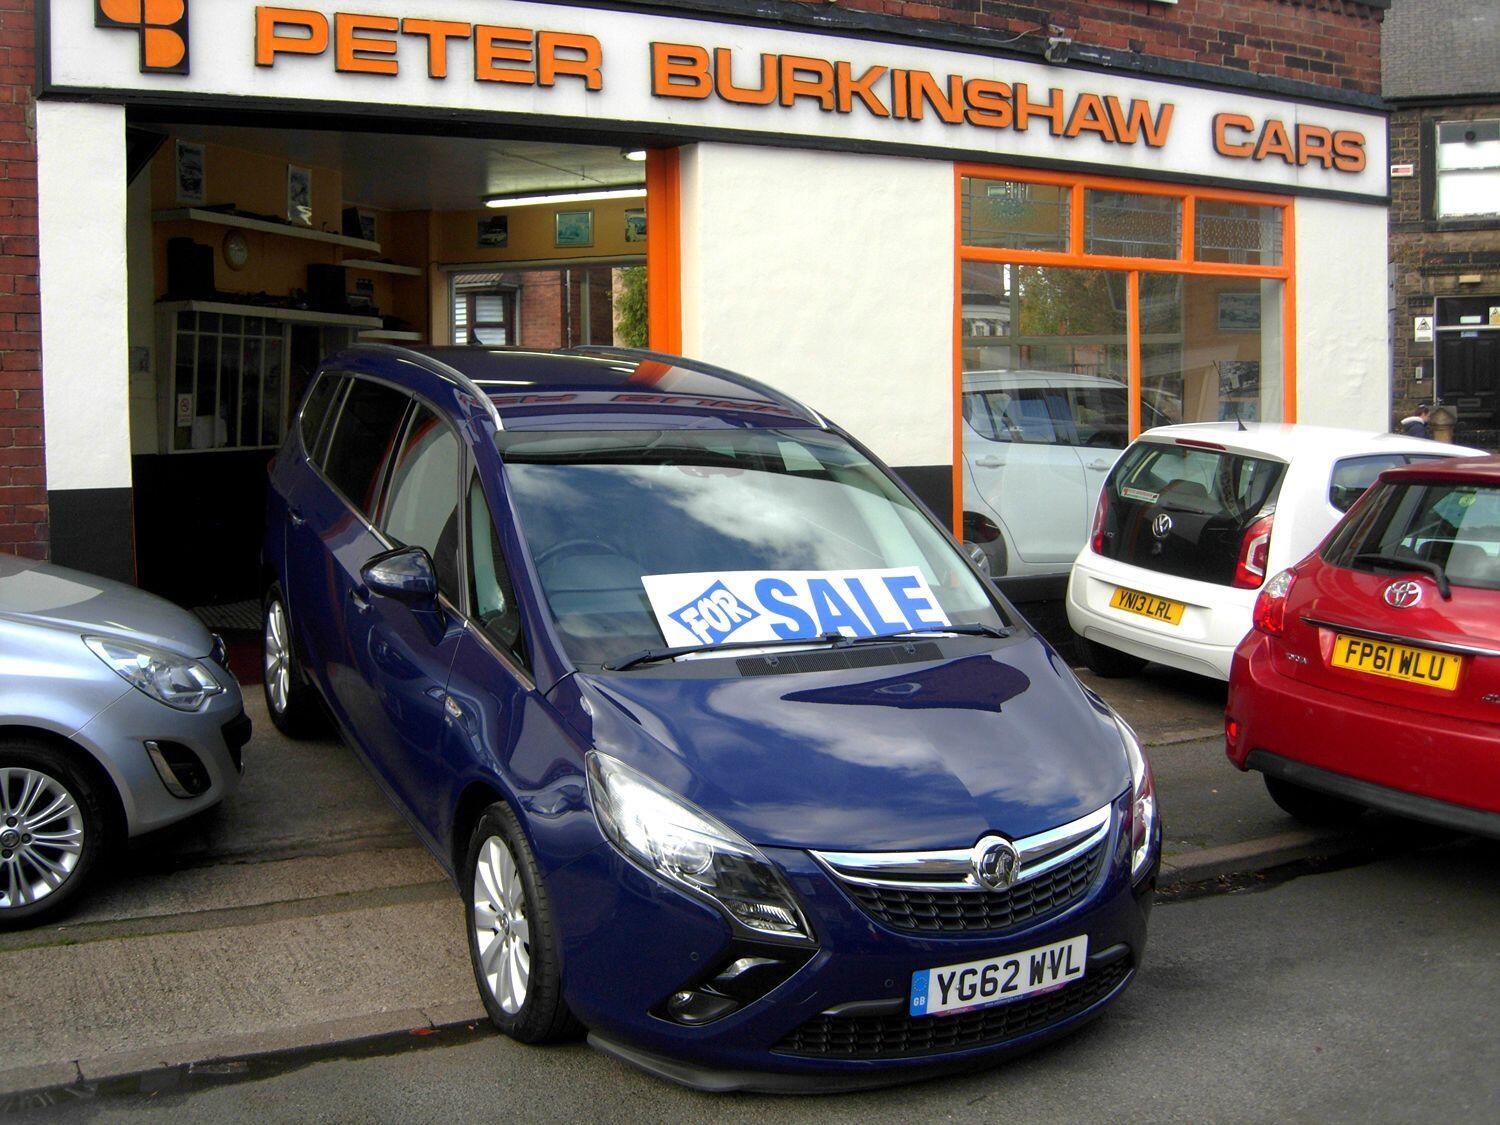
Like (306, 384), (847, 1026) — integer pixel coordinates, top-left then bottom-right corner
(1251, 568), (1296, 636)
(1233, 513), (1275, 589)
(1090, 488), (1110, 554)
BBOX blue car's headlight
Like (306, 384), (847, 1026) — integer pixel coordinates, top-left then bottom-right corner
(85, 636), (224, 712)
(586, 751), (813, 942)
(1110, 711), (1159, 880)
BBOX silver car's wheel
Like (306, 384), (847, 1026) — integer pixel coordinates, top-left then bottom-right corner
(264, 599), (291, 716)
(0, 742), (104, 929)
(472, 835), (531, 1014)
(0, 766), (85, 910)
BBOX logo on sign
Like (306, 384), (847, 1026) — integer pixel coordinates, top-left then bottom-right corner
(1151, 512), (1174, 539)
(1383, 580), (1423, 609)
(667, 580), (760, 645)
(96, 1), (190, 75)
(971, 836), (1022, 890)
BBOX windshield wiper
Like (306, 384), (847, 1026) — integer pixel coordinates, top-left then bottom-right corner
(604, 624), (1013, 671)
(1352, 552), (1452, 600)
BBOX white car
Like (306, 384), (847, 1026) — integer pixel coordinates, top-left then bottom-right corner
(1066, 423), (1482, 680)
(961, 371), (1169, 577)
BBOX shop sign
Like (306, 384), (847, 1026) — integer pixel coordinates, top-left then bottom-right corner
(45, 1), (1387, 198)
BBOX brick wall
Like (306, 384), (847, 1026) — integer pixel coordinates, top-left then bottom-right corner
(1389, 100), (1500, 450)
(0, 0), (43, 561)
(812, 0), (1385, 95)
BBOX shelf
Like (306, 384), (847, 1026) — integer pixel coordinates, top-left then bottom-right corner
(342, 259), (423, 277)
(359, 329), (424, 341)
(153, 208), (382, 253)
(158, 299), (383, 330)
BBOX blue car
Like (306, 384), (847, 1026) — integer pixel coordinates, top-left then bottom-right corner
(263, 345), (1159, 1090)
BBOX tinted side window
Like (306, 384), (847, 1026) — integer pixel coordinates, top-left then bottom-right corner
(467, 474), (527, 667)
(381, 406), (462, 601)
(1329, 454), (1407, 513)
(299, 373), (342, 464)
(322, 379), (410, 517)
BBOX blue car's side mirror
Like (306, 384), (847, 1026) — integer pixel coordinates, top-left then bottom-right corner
(362, 546), (439, 609)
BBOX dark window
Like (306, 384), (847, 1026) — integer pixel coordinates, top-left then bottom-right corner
(321, 378), (410, 518)
(298, 373), (342, 464)
(1326, 480), (1500, 591)
(1329, 454), (1467, 513)
(467, 474), (527, 666)
(381, 406), (463, 601)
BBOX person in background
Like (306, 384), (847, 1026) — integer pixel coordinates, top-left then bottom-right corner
(1400, 402), (1432, 439)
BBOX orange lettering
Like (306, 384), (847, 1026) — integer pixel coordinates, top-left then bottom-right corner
(255, 6), (329, 67)
(335, 13), (398, 76)
(1333, 130), (1367, 173)
(1107, 97), (1173, 147)
(779, 55), (835, 110)
(1213, 112), (1256, 157)
(1296, 124), (1335, 168)
(651, 42), (711, 99)
(537, 31), (602, 89)
(964, 79), (1012, 129)
(1254, 119), (1297, 164)
(835, 61), (889, 117)
(1013, 83), (1066, 135)
(1064, 93), (1116, 141)
(401, 18), (470, 79)
(475, 25), (534, 85)
(908, 71), (964, 124)
(716, 48), (776, 106)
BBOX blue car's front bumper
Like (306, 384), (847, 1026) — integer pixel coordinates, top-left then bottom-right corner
(547, 791), (1155, 1091)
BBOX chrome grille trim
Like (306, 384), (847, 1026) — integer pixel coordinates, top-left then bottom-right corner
(1301, 616), (1500, 659)
(811, 803), (1113, 893)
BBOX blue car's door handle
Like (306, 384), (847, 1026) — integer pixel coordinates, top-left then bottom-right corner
(288, 506), (306, 528)
(349, 587), (372, 615)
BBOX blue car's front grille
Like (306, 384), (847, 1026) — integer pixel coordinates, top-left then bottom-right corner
(837, 839), (1106, 934)
(772, 953), (1132, 1059)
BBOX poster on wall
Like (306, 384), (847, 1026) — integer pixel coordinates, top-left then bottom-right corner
(1216, 292), (1261, 332)
(175, 141), (205, 205)
(624, 208), (646, 243)
(287, 164), (312, 227)
(478, 215), (509, 248)
(555, 210), (593, 248)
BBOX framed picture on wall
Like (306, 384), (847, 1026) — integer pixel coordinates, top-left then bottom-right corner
(555, 210), (593, 248)
(287, 164), (313, 227)
(624, 208), (647, 243)
(1217, 291), (1261, 332)
(478, 215), (509, 248)
(175, 141), (205, 205)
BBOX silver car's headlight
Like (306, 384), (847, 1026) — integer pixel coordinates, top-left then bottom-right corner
(586, 752), (813, 942)
(1111, 710), (1159, 880)
(85, 636), (224, 712)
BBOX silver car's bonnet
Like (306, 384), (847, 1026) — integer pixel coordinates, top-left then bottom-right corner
(0, 555), (213, 658)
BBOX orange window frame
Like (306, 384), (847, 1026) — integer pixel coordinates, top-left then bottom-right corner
(950, 164), (1296, 534)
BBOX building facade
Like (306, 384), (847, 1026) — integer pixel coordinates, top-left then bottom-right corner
(4, 0), (1392, 601)
(1385, 0), (1499, 451)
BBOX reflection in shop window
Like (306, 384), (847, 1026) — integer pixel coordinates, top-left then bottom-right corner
(960, 177), (1070, 251)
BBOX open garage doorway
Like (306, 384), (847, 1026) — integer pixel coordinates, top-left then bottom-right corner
(123, 125), (649, 619)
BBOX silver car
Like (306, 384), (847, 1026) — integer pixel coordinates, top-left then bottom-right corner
(0, 555), (247, 926)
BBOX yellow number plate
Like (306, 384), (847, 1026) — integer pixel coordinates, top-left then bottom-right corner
(1108, 587), (1186, 626)
(1330, 634), (1462, 691)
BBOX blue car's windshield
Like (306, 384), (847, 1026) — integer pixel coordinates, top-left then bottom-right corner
(498, 428), (1010, 668)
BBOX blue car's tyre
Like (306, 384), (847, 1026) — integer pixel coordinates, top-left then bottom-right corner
(0, 740), (107, 929)
(464, 801), (580, 1043)
(262, 584), (325, 738)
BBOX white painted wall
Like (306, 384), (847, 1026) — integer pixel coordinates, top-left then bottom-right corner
(1294, 197), (1390, 430)
(678, 144), (955, 469)
(38, 101), (132, 491)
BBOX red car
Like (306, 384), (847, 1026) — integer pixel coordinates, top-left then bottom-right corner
(1226, 454), (1500, 838)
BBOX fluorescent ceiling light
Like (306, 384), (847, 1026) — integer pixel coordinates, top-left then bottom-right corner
(622, 148), (648, 162)
(484, 185), (645, 209)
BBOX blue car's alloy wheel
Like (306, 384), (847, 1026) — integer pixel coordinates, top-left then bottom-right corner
(463, 802), (579, 1043)
(262, 585), (323, 738)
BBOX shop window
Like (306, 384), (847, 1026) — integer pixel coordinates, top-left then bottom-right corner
(961, 177), (1069, 252)
(1194, 201), (1283, 266)
(1436, 120), (1500, 218)
(1084, 190), (1181, 259)
(169, 311), (286, 452)
(453, 274), (518, 345)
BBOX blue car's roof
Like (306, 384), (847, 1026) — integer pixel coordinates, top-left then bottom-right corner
(398, 346), (824, 432)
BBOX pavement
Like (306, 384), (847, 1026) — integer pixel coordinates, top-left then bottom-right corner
(0, 660), (1403, 1099)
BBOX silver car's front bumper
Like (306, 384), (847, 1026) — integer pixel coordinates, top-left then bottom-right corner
(73, 678), (248, 837)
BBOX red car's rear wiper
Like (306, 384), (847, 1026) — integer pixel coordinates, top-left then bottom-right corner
(1352, 552), (1452, 600)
